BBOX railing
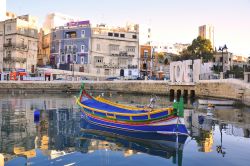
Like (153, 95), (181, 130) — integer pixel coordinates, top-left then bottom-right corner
(3, 43), (28, 50)
(3, 56), (26, 63)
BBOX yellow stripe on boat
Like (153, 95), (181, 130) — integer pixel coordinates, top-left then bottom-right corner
(76, 97), (173, 118)
(95, 96), (146, 111)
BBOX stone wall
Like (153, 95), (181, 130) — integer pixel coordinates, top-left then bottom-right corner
(0, 79), (249, 106)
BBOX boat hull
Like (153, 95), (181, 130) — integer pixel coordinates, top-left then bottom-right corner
(81, 112), (188, 135)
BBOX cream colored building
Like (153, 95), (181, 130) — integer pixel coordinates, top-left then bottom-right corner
(199, 25), (214, 50)
(38, 29), (50, 66)
(90, 24), (139, 76)
(0, 15), (38, 72)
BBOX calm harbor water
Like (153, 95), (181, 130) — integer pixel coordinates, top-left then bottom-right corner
(0, 92), (250, 166)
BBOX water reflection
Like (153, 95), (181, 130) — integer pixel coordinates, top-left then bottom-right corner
(0, 94), (250, 166)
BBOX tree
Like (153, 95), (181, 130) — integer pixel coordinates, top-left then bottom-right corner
(180, 36), (214, 62)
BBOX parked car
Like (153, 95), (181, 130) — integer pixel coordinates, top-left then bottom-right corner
(55, 78), (64, 81)
(106, 77), (120, 81)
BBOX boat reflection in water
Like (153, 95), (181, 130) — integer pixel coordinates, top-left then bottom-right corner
(79, 114), (188, 166)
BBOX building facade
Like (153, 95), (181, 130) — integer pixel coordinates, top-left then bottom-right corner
(140, 45), (152, 77)
(90, 24), (139, 77)
(0, 15), (38, 73)
(38, 29), (50, 66)
(50, 21), (91, 72)
(199, 25), (214, 50)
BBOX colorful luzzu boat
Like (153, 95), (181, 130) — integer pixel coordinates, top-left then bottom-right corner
(76, 83), (188, 135)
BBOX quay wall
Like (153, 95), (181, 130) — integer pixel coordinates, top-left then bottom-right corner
(0, 79), (249, 106)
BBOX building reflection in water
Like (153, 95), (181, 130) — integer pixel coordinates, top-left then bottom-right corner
(0, 95), (250, 165)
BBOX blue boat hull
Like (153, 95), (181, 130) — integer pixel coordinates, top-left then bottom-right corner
(82, 112), (188, 135)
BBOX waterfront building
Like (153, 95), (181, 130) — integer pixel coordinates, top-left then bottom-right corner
(0, 0), (6, 21)
(38, 29), (50, 66)
(43, 13), (78, 35)
(140, 45), (153, 77)
(153, 43), (189, 55)
(50, 20), (91, 72)
(90, 23), (139, 77)
(0, 15), (38, 73)
(198, 25), (214, 50)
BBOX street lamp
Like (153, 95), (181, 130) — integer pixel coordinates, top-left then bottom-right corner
(218, 44), (228, 72)
(72, 60), (75, 81)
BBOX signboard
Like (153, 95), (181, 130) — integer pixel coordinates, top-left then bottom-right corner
(67, 20), (90, 27)
(170, 59), (201, 83)
(17, 68), (25, 72)
(170, 59), (214, 83)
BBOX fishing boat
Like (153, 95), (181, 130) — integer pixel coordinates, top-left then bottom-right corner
(76, 83), (188, 135)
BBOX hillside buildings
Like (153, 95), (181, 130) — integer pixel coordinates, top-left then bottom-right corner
(0, 15), (38, 73)
(199, 25), (214, 50)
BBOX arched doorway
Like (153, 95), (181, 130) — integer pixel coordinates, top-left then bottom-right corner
(170, 89), (175, 102)
(67, 55), (71, 64)
(120, 69), (124, 77)
(190, 90), (195, 98)
(177, 89), (182, 101)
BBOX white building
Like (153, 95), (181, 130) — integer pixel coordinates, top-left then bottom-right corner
(153, 43), (189, 55)
(0, 15), (38, 73)
(0, 0), (6, 21)
(90, 24), (140, 77)
(199, 25), (214, 50)
(43, 13), (78, 34)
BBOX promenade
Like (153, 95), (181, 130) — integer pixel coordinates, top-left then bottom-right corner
(0, 79), (249, 106)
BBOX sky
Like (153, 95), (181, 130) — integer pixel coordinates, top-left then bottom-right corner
(6, 0), (250, 56)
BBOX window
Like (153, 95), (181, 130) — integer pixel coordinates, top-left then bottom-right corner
(144, 50), (148, 58)
(81, 30), (85, 38)
(114, 33), (119, 37)
(96, 44), (100, 51)
(65, 31), (77, 38)
(73, 54), (77, 62)
(20, 28), (25, 34)
(127, 46), (135, 52)
(6, 50), (11, 57)
(7, 25), (11, 31)
(64, 46), (68, 53)
(110, 44), (119, 51)
(30, 29), (35, 36)
(97, 69), (100, 74)
(73, 45), (77, 53)
(81, 57), (84, 63)
(62, 55), (65, 62)
(81, 45), (85, 52)
(132, 35), (137, 39)
(20, 38), (24, 47)
(108, 32), (113, 36)
(120, 34), (125, 38)
(6, 38), (12, 44)
(128, 70), (132, 76)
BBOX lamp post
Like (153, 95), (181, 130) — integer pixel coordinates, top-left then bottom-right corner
(72, 61), (75, 81)
(218, 44), (228, 72)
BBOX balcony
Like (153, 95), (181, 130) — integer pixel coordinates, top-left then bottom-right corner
(3, 43), (28, 51)
(128, 65), (138, 69)
(3, 56), (26, 63)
